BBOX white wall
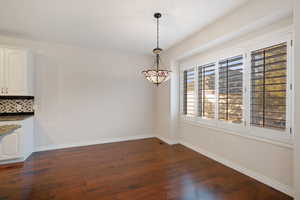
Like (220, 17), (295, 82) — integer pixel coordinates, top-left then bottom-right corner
(294, 0), (300, 199)
(156, 0), (294, 196)
(0, 35), (155, 150)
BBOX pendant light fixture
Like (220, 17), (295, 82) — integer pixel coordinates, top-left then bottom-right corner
(142, 13), (171, 86)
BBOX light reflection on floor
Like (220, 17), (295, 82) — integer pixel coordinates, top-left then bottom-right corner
(178, 174), (220, 200)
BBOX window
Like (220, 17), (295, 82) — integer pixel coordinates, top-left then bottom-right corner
(250, 42), (287, 131)
(181, 32), (292, 143)
(218, 55), (243, 123)
(198, 63), (216, 119)
(183, 68), (195, 116)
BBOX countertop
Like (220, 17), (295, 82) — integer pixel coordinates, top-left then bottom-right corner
(0, 115), (33, 121)
(0, 125), (21, 136)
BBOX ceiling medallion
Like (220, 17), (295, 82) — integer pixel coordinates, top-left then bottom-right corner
(142, 13), (171, 86)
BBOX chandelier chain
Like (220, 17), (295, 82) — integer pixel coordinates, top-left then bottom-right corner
(157, 17), (159, 48)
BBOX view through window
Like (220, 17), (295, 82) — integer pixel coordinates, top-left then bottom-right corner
(183, 69), (195, 116)
(219, 55), (243, 123)
(250, 43), (287, 130)
(198, 63), (216, 119)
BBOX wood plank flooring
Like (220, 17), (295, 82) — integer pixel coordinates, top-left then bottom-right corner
(0, 138), (293, 200)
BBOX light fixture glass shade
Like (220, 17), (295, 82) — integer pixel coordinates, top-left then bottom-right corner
(142, 68), (171, 85)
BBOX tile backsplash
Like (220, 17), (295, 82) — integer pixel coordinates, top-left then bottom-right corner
(0, 96), (34, 114)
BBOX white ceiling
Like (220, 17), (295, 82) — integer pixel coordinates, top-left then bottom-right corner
(0, 0), (248, 54)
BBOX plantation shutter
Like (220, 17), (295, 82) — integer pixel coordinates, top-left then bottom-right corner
(183, 68), (195, 116)
(218, 55), (243, 123)
(198, 63), (215, 119)
(250, 42), (287, 130)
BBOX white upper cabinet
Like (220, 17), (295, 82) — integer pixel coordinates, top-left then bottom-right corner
(0, 49), (4, 94)
(0, 47), (33, 96)
(5, 49), (27, 95)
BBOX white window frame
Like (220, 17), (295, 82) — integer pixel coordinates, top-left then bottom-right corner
(180, 27), (294, 146)
(195, 59), (218, 126)
(245, 32), (293, 143)
(180, 66), (196, 121)
(215, 49), (247, 133)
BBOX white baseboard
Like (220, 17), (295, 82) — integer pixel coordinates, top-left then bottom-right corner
(0, 150), (33, 165)
(35, 134), (155, 152)
(156, 135), (178, 145)
(0, 157), (26, 165)
(180, 140), (294, 197)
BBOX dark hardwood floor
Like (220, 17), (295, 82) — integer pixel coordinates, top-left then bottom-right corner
(0, 138), (293, 200)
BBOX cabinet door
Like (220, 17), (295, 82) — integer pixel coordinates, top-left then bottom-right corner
(4, 49), (28, 95)
(0, 132), (21, 160)
(0, 49), (4, 94)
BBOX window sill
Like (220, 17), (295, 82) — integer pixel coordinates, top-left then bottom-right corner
(180, 116), (293, 149)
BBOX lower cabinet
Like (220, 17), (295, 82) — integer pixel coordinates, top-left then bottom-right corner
(0, 132), (21, 160)
(0, 117), (34, 164)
